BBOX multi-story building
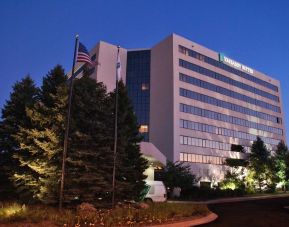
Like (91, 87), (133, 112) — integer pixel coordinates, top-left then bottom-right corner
(73, 34), (286, 184)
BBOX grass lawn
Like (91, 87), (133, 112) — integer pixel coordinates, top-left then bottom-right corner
(0, 202), (210, 226)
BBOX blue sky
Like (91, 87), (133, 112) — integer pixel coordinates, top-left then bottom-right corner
(0, 0), (288, 142)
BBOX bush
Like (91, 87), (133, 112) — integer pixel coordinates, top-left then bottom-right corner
(180, 186), (246, 200)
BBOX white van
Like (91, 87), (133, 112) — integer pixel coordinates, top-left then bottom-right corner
(144, 180), (167, 202)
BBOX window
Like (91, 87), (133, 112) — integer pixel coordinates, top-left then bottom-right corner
(179, 152), (240, 166)
(139, 125), (149, 133)
(148, 185), (155, 194)
(183, 153), (188, 161)
(179, 103), (283, 135)
(196, 154), (202, 162)
(179, 45), (188, 55)
(188, 153), (192, 162)
(202, 155), (207, 163)
(179, 46), (278, 92)
(191, 154), (196, 162)
(141, 83), (149, 91)
(126, 50), (151, 142)
(179, 58), (279, 101)
(179, 73), (280, 114)
(179, 87), (279, 122)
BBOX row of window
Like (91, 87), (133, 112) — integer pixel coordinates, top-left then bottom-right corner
(180, 119), (280, 146)
(180, 152), (227, 165)
(179, 45), (278, 92)
(180, 88), (280, 123)
(179, 59), (279, 102)
(179, 73), (280, 113)
(180, 103), (283, 135)
(180, 135), (250, 152)
(126, 50), (151, 142)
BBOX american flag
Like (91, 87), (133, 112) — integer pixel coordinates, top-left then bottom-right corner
(77, 42), (92, 65)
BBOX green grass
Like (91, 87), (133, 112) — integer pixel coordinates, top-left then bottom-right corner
(0, 202), (209, 226)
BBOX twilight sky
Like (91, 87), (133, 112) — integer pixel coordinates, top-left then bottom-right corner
(0, 0), (288, 142)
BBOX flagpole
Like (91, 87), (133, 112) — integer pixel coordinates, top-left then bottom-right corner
(59, 34), (79, 210)
(112, 46), (120, 207)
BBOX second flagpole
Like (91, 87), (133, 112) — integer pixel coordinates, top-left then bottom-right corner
(112, 46), (120, 207)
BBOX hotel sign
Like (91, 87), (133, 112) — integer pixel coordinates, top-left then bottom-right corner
(219, 53), (254, 74)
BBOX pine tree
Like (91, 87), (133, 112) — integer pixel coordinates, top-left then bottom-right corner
(12, 66), (67, 203)
(111, 81), (148, 202)
(0, 76), (39, 201)
(162, 161), (198, 198)
(0, 122), (17, 199)
(64, 75), (113, 206)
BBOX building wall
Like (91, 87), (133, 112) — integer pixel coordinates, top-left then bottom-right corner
(94, 41), (127, 91)
(169, 33), (285, 182)
(150, 35), (175, 161)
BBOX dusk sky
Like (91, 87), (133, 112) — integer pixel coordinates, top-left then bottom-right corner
(0, 0), (288, 142)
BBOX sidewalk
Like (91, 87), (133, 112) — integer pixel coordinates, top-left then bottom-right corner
(168, 193), (289, 205)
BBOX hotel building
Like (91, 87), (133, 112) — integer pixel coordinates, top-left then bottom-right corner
(73, 34), (286, 184)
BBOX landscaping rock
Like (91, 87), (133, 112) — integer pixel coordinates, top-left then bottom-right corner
(77, 202), (97, 213)
(134, 202), (150, 209)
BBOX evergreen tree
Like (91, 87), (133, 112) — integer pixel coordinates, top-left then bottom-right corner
(110, 81), (148, 202)
(0, 122), (17, 199)
(248, 136), (274, 192)
(64, 75), (113, 206)
(12, 66), (67, 203)
(0, 76), (39, 201)
(274, 141), (289, 191)
(162, 161), (198, 198)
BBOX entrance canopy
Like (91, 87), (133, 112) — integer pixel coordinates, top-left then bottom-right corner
(140, 142), (166, 166)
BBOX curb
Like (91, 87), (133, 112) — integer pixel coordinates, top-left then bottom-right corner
(168, 193), (289, 205)
(205, 193), (289, 205)
(149, 212), (218, 227)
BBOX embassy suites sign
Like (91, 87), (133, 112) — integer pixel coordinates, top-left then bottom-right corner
(219, 53), (254, 74)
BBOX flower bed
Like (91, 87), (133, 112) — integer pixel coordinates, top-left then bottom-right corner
(0, 202), (209, 226)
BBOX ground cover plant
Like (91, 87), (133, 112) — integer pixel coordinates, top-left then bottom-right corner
(0, 202), (209, 226)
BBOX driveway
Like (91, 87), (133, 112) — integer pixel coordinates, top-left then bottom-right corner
(201, 197), (289, 227)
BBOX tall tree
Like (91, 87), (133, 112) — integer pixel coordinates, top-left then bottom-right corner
(110, 81), (148, 202)
(248, 136), (274, 192)
(274, 141), (289, 191)
(12, 66), (67, 203)
(64, 75), (113, 206)
(0, 76), (39, 201)
(0, 123), (17, 199)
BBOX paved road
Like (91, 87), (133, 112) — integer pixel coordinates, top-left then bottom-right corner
(201, 197), (289, 227)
